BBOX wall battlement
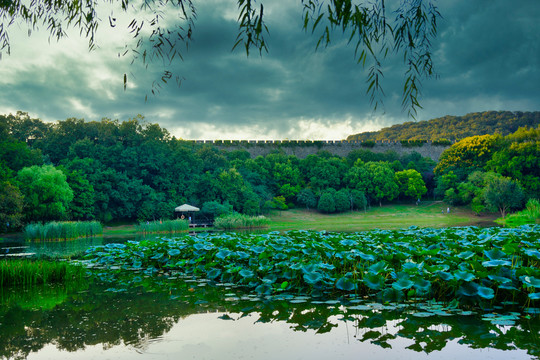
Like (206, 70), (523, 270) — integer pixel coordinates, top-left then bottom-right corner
(194, 140), (452, 161)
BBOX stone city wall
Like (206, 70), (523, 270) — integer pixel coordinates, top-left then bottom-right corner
(192, 140), (452, 162)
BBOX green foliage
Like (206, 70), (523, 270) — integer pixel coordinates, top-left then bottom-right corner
(395, 169), (427, 201)
(0, 259), (84, 287)
(24, 221), (103, 241)
(213, 213), (269, 230)
(348, 111), (540, 141)
(334, 189), (350, 213)
(487, 126), (540, 196)
(296, 188), (317, 210)
(0, 181), (24, 232)
(84, 224), (540, 309)
(361, 140), (376, 148)
(435, 134), (501, 179)
(500, 199), (540, 227)
(484, 177), (526, 218)
(317, 192), (335, 214)
(433, 138), (452, 146)
(137, 219), (189, 234)
(201, 201), (233, 220)
(400, 139), (426, 147)
(16, 165), (74, 222)
(360, 162), (399, 206)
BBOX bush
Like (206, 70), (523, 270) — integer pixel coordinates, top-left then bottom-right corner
(361, 140), (375, 148)
(433, 138), (452, 146)
(317, 192), (335, 213)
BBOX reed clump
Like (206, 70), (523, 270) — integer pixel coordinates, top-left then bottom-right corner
(0, 259), (86, 287)
(137, 219), (189, 234)
(214, 213), (270, 230)
(24, 221), (103, 241)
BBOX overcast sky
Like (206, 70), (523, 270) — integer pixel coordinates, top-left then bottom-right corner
(0, 0), (539, 140)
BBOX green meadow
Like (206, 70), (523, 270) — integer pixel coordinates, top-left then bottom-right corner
(266, 202), (496, 232)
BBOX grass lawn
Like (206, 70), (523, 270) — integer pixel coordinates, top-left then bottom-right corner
(266, 201), (498, 232)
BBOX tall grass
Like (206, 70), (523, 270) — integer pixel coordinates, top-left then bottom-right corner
(137, 219), (189, 234)
(0, 259), (85, 287)
(500, 198), (540, 227)
(214, 213), (270, 230)
(24, 221), (103, 241)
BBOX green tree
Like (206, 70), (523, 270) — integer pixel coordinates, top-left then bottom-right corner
(484, 177), (526, 218)
(296, 188), (317, 210)
(62, 168), (96, 220)
(0, 181), (24, 232)
(317, 192), (335, 214)
(435, 134), (501, 180)
(354, 162), (399, 206)
(349, 189), (367, 212)
(395, 169), (427, 201)
(16, 165), (74, 222)
(334, 189), (350, 213)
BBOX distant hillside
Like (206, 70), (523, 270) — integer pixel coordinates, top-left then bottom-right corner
(347, 111), (540, 141)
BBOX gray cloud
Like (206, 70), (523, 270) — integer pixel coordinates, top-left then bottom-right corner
(0, 0), (538, 139)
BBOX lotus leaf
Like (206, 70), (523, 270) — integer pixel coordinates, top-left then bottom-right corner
(484, 248), (508, 261)
(520, 276), (540, 288)
(303, 271), (323, 285)
(529, 293), (540, 300)
(167, 249), (181, 257)
(413, 278), (431, 295)
(454, 271), (476, 282)
(437, 271), (454, 281)
(477, 286), (495, 299)
(456, 251), (475, 260)
(336, 277), (357, 291)
(363, 273), (385, 290)
(206, 268), (222, 279)
(368, 261), (387, 275)
(488, 275), (512, 284)
(457, 282), (479, 297)
(482, 260), (512, 267)
(524, 249), (540, 260)
(392, 278), (414, 291)
(239, 269), (255, 278)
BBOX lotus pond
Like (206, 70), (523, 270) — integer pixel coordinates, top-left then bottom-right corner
(1, 225), (540, 359)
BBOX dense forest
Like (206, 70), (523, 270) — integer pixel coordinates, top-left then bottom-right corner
(1, 111), (539, 232)
(347, 111), (540, 141)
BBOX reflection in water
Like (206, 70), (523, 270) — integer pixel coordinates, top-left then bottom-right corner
(1, 275), (539, 360)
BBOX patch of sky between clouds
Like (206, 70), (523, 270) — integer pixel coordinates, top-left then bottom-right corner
(169, 115), (384, 141)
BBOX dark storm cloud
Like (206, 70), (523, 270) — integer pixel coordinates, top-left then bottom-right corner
(0, 0), (538, 139)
